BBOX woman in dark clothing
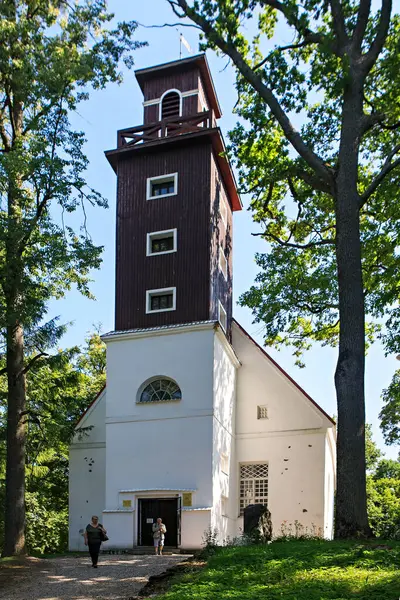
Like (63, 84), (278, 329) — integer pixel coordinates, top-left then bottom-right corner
(84, 515), (107, 568)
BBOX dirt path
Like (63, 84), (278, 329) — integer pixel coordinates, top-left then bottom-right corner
(0, 553), (191, 600)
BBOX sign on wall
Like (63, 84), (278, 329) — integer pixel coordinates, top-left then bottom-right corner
(122, 499), (132, 508)
(182, 492), (192, 507)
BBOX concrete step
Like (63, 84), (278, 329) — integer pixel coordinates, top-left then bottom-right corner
(102, 546), (188, 556)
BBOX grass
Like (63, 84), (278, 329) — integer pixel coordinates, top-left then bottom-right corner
(156, 540), (400, 600)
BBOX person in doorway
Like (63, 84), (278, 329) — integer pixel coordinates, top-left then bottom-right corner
(84, 515), (107, 568)
(152, 517), (167, 555)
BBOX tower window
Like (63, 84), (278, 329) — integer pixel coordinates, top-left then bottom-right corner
(220, 198), (228, 226)
(218, 301), (227, 332)
(219, 246), (228, 280)
(161, 91), (181, 119)
(147, 173), (178, 200)
(146, 287), (176, 313)
(147, 229), (177, 256)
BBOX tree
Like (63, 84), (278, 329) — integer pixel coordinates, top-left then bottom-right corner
(167, 0), (400, 537)
(0, 0), (143, 555)
(380, 370), (400, 445)
(0, 331), (106, 553)
(365, 427), (400, 539)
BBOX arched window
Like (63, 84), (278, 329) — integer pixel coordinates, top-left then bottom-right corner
(138, 377), (182, 403)
(160, 90), (181, 120)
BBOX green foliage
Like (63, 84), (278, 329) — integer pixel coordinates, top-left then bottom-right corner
(380, 369), (400, 445)
(0, 331), (106, 554)
(367, 477), (400, 540)
(171, 0), (400, 363)
(365, 426), (400, 540)
(155, 540), (400, 600)
(0, 1), (145, 331)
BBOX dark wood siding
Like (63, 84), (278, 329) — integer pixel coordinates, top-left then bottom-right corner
(143, 69), (199, 101)
(210, 150), (233, 335)
(115, 139), (213, 330)
(144, 103), (158, 124)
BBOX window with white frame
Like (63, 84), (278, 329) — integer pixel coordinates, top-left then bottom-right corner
(218, 301), (227, 332)
(221, 454), (229, 475)
(160, 90), (181, 119)
(219, 246), (228, 279)
(257, 405), (268, 420)
(138, 377), (182, 403)
(147, 229), (177, 256)
(239, 463), (269, 515)
(146, 287), (176, 313)
(147, 173), (178, 200)
(220, 198), (228, 226)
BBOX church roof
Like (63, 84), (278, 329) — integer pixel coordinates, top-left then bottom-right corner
(232, 320), (335, 426)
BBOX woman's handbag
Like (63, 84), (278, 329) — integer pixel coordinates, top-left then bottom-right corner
(99, 528), (109, 542)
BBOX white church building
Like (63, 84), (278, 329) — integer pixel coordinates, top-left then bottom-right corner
(69, 54), (336, 551)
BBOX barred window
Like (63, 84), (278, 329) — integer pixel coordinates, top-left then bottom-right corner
(139, 378), (182, 403)
(239, 463), (269, 514)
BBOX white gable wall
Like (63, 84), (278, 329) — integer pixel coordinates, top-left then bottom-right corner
(69, 389), (106, 550)
(232, 322), (335, 538)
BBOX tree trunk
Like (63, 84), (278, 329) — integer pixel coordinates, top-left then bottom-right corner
(3, 322), (27, 555)
(334, 82), (371, 538)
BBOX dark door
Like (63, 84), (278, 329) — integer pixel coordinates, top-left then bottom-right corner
(138, 498), (178, 547)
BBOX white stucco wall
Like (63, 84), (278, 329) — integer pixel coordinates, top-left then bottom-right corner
(69, 389), (106, 550)
(211, 332), (238, 543)
(232, 322), (335, 538)
(103, 325), (217, 547)
(324, 428), (336, 538)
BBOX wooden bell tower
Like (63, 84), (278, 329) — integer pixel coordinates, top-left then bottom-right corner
(105, 54), (241, 334)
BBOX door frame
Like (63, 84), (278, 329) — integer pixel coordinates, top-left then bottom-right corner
(137, 496), (181, 547)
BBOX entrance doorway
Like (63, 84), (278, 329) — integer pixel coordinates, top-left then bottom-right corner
(138, 498), (180, 547)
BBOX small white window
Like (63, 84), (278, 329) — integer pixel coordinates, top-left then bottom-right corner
(147, 229), (177, 256)
(147, 173), (178, 200)
(221, 496), (228, 517)
(218, 301), (227, 332)
(220, 198), (228, 226)
(221, 454), (229, 475)
(257, 405), (268, 420)
(146, 287), (176, 314)
(219, 246), (228, 280)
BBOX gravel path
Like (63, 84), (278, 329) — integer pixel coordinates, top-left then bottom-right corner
(0, 553), (191, 600)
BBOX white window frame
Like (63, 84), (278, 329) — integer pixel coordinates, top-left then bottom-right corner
(146, 229), (177, 257)
(218, 301), (227, 332)
(221, 453), (229, 475)
(219, 246), (228, 280)
(146, 172), (178, 201)
(220, 197), (228, 226)
(146, 287), (176, 314)
(159, 88), (183, 120)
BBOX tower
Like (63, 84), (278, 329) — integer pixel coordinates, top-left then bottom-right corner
(105, 54), (242, 335)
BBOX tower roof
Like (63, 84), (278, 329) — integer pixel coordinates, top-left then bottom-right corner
(135, 54), (222, 119)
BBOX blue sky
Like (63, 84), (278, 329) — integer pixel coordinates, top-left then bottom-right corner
(47, 0), (399, 459)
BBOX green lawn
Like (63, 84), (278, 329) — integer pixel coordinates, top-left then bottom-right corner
(159, 540), (400, 600)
